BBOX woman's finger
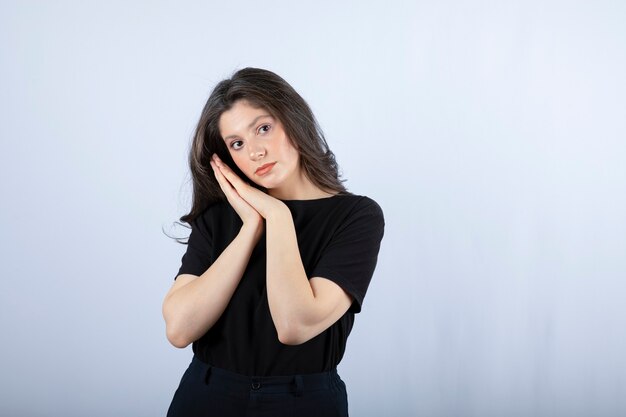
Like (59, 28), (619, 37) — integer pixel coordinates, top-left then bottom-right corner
(211, 154), (285, 219)
(212, 156), (261, 208)
(210, 160), (229, 190)
(213, 156), (249, 191)
(211, 160), (239, 201)
(211, 159), (262, 225)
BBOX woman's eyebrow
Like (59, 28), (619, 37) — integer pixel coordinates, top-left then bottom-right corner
(223, 114), (272, 141)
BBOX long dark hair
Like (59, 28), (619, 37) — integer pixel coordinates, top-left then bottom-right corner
(170, 67), (348, 241)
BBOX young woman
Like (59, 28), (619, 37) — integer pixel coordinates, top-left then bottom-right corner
(163, 67), (384, 417)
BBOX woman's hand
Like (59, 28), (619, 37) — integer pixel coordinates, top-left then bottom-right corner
(210, 154), (287, 221)
(210, 156), (264, 239)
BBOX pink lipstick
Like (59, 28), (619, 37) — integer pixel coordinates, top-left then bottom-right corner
(255, 162), (276, 176)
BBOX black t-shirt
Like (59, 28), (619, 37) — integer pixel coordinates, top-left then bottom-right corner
(174, 193), (385, 376)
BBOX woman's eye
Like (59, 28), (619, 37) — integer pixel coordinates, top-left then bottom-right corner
(258, 124), (271, 134)
(231, 140), (243, 150)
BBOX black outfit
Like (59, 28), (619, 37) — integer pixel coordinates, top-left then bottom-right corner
(167, 193), (384, 416)
(167, 355), (349, 417)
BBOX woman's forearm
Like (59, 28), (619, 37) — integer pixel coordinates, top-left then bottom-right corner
(163, 224), (260, 348)
(265, 206), (317, 344)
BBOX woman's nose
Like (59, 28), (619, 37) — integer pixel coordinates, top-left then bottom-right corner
(249, 143), (266, 160)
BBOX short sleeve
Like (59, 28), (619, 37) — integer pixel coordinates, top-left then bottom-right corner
(174, 213), (213, 280)
(310, 197), (385, 313)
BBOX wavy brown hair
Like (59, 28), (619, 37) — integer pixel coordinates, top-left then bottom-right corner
(170, 67), (348, 241)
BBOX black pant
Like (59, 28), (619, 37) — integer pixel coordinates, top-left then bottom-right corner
(166, 355), (349, 417)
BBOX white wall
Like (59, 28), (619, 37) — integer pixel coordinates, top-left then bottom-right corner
(1, 1), (625, 416)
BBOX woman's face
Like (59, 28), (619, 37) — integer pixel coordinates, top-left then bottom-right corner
(218, 99), (303, 197)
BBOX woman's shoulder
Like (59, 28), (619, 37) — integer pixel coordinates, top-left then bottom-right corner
(325, 193), (385, 242)
(338, 193), (384, 217)
(316, 193), (384, 229)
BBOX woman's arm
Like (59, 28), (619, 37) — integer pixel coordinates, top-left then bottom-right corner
(162, 223), (260, 348)
(210, 154), (353, 345)
(265, 206), (353, 345)
(163, 155), (265, 348)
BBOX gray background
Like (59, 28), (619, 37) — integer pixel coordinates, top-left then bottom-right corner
(1, 1), (625, 416)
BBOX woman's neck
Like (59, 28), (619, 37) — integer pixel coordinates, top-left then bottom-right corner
(268, 170), (337, 201)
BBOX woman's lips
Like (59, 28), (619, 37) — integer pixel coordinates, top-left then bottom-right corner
(255, 162), (276, 176)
